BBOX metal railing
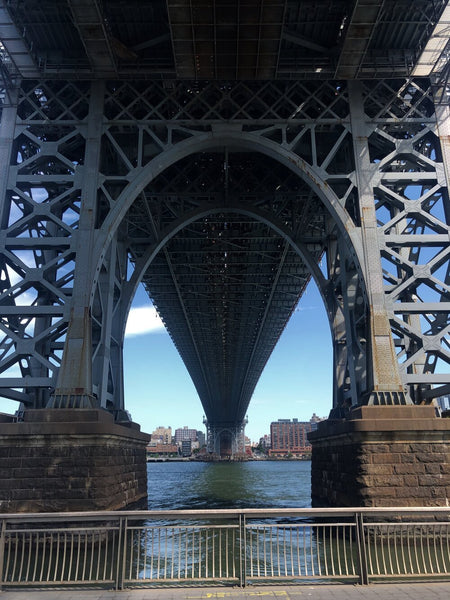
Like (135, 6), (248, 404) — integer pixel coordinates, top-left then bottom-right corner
(0, 507), (449, 588)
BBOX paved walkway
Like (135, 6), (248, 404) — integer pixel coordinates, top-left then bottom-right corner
(0, 583), (449, 600)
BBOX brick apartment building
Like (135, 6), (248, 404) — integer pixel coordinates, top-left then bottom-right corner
(174, 426), (198, 443)
(269, 418), (313, 457)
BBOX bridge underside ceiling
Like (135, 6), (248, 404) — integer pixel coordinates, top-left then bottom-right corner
(1, 1), (448, 80)
(125, 152), (330, 425)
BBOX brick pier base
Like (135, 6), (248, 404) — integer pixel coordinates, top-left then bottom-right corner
(0, 409), (150, 512)
(309, 405), (450, 507)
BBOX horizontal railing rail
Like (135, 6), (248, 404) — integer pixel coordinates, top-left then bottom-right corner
(0, 507), (449, 589)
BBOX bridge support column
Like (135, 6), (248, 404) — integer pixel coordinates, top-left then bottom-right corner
(309, 406), (450, 507)
(205, 421), (247, 459)
(0, 409), (149, 512)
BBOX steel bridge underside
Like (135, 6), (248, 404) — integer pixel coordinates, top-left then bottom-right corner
(1, 0), (447, 81)
(127, 153), (328, 428)
(0, 1), (450, 452)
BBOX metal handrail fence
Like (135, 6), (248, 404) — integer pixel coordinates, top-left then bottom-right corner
(0, 507), (449, 589)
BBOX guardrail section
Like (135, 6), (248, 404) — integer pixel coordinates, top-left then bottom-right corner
(1, 519), (121, 587)
(245, 520), (358, 581)
(363, 518), (450, 579)
(124, 520), (240, 583)
(0, 508), (449, 588)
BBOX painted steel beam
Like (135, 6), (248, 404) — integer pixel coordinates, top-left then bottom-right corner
(282, 30), (327, 54)
(412, 1), (450, 76)
(1, 238), (72, 248)
(0, 306), (67, 315)
(0, 1), (39, 78)
(0, 377), (53, 387)
(67, 0), (117, 76)
(166, 0), (286, 79)
(406, 374), (450, 384)
(391, 303), (450, 313)
(335, 0), (385, 79)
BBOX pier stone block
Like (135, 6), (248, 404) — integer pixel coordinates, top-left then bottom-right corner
(309, 406), (450, 507)
(0, 409), (150, 512)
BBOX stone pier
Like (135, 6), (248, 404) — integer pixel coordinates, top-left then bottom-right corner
(0, 409), (150, 512)
(309, 406), (450, 508)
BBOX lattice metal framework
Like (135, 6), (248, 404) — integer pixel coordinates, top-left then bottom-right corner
(1, 2), (450, 452)
(0, 78), (449, 431)
(204, 416), (248, 457)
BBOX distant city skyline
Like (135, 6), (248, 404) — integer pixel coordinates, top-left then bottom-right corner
(0, 278), (333, 444)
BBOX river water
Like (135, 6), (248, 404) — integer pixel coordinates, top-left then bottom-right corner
(146, 460), (311, 510)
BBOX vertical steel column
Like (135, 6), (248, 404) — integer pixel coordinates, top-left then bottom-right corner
(91, 234), (128, 411)
(49, 81), (105, 408)
(325, 237), (348, 409)
(348, 81), (410, 404)
(325, 235), (368, 410)
(0, 86), (18, 217)
(0, 85), (25, 406)
(0, 87), (18, 333)
(435, 102), (450, 222)
(232, 421), (247, 457)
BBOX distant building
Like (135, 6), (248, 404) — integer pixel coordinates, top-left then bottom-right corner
(150, 426), (172, 445)
(269, 418), (313, 456)
(196, 430), (206, 447)
(309, 413), (323, 432)
(181, 440), (192, 457)
(175, 426), (197, 444)
(259, 434), (271, 450)
(146, 444), (178, 456)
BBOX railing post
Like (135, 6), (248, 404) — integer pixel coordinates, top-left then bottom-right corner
(115, 517), (127, 590)
(355, 512), (369, 585)
(238, 513), (247, 587)
(0, 519), (6, 590)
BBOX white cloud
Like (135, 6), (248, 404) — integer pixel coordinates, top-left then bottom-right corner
(125, 306), (166, 337)
(294, 304), (319, 312)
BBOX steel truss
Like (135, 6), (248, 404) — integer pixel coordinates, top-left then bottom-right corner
(0, 78), (449, 434)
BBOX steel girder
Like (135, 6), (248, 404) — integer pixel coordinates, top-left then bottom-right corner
(0, 78), (449, 427)
(1, 1), (447, 81)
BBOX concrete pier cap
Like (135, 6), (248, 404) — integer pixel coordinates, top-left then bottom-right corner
(309, 404), (450, 508)
(0, 408), (150, 513)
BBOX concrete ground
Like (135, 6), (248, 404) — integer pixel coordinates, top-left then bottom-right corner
(0, 582), (449, 600)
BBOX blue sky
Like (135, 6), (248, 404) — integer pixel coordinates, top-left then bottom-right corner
(0, 278), (333, 443)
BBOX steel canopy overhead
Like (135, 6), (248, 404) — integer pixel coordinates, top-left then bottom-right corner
(167, 0), (286, 79)
(0, 0), (449, 80)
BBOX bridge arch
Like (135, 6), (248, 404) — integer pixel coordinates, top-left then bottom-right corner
(92, 131), (365, 289)
(99, 146), (370, 420)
